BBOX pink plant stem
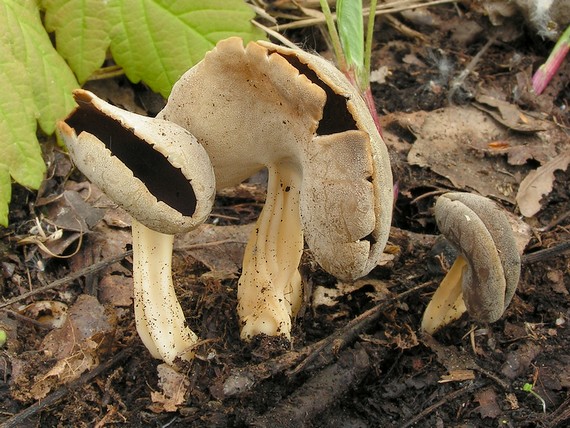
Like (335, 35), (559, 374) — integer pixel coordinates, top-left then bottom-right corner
(343, 69), (383, 136)
(363, 87), (383, 136)
(532, 25), (570, 95)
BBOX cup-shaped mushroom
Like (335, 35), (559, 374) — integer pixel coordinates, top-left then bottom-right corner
(421, 192), (521, 334)
(158, 37), (393, 339)
(58, 90), (216, 365)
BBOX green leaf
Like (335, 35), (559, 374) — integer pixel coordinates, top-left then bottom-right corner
(109, 0), (264, 97)
(43, 0), (112, 84)
(0, 164), (12, 227)
(337, 0), (364, 76)
(0, 38), (45, 190)
(1, 0), (78, 225)
(0, 0), (78, 135)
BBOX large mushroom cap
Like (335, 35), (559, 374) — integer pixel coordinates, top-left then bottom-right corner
(58, 90), (215, 235)
(261, 41), (393, 279)
(160, 37), (393, 281)
(159, 37), (325, 187)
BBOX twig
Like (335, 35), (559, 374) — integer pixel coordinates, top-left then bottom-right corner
(401, 381), (482, 428)
(448, 36), (495, 104)
(250, 346), (370, 427)
(268, 0), (458, 31)
(522, 241), (570, 265)
(539, 210), (570, 232)
(0, 250), (133, 310)
(223, 280), (433, 395)
(543, 394), (570, 428)
(0, 347), (133, 428)
(289, 280), (433, 375)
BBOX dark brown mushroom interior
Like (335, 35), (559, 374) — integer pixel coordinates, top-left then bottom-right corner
(65, 94), (197, 217)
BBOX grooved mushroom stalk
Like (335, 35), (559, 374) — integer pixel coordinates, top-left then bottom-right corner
(237, 163), (304, 337)
(58, 90), (215, 365)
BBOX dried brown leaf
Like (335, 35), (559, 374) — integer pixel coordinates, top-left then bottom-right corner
(474, 95), (547, 132)
(516, 153), (570, 217)
(175, 223), (253, 274)
(406, 106), (521, 202)
(474, 387), (502, 419)
(149, 364), (190, 413)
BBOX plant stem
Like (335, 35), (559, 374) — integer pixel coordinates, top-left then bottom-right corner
(532, 24), (570, 95)
(319, 0), (347, 72)
(523, 383), (547, 413)
(363, 0), (377, 89)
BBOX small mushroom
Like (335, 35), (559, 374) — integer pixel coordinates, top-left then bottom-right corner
(159, 38), (393, 339)
(421, 192), (521, 334)
(57, 90), (215, 365)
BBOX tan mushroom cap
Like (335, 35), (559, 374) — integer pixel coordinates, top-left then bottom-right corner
(58, 90), (215, 235)
(434, 192), (521, 323)
(260, 41), (393, 279)
(159, 37), (393, 280)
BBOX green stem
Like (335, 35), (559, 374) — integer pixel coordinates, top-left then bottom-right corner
(319, 0), (347, 72)
(522, 383), (546, 413)
(363, 0), (377, 89)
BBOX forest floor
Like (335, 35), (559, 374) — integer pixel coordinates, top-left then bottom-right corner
(0, 1), (569, 427)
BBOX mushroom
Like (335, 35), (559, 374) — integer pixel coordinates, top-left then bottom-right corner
(57, 90), (216, 365)
(158, 37), (393, 339)
(421, 192), (521, 334)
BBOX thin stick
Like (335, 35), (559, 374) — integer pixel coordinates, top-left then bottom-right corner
(290, 280), (433, 375)
(401, 381), (481, 428)
(522, 241), (570, 265)
(0, 250), (133, 310)
(271, 0), (458, 31)
(223, 280), (434, 395)
(0, 347), (133, 428)
(251, 346), (371, 427)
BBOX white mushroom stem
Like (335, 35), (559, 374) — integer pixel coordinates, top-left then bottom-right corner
(238, 163), (304, 339)
(132, 219), (198, 364)
(59, 90), (215, 367)
(421, 255), (468, 335)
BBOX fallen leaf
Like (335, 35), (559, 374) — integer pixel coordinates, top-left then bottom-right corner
(406, 106), (522, 202)
(547, 270), (568, 295)
(149, 364), (190, 413)
(506, 392), (519, 410)
(337, 278), (392, 302)
(41, 294), (116, 359)
(46, 190), (105, 232)
(20, 300), (68, 329)
(516, 153), (570, 217)
(474, 387), (502, 418)
(176, 223), (253, 274)
(31, 340), (99, 400)
(313, 278), (392, 308)
(312, 285), (342, 307)
(99, 274), (133, 307)
(473, 94), (547, 132)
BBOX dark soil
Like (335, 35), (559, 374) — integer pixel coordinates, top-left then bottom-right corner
(1, 2), (569, 427)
